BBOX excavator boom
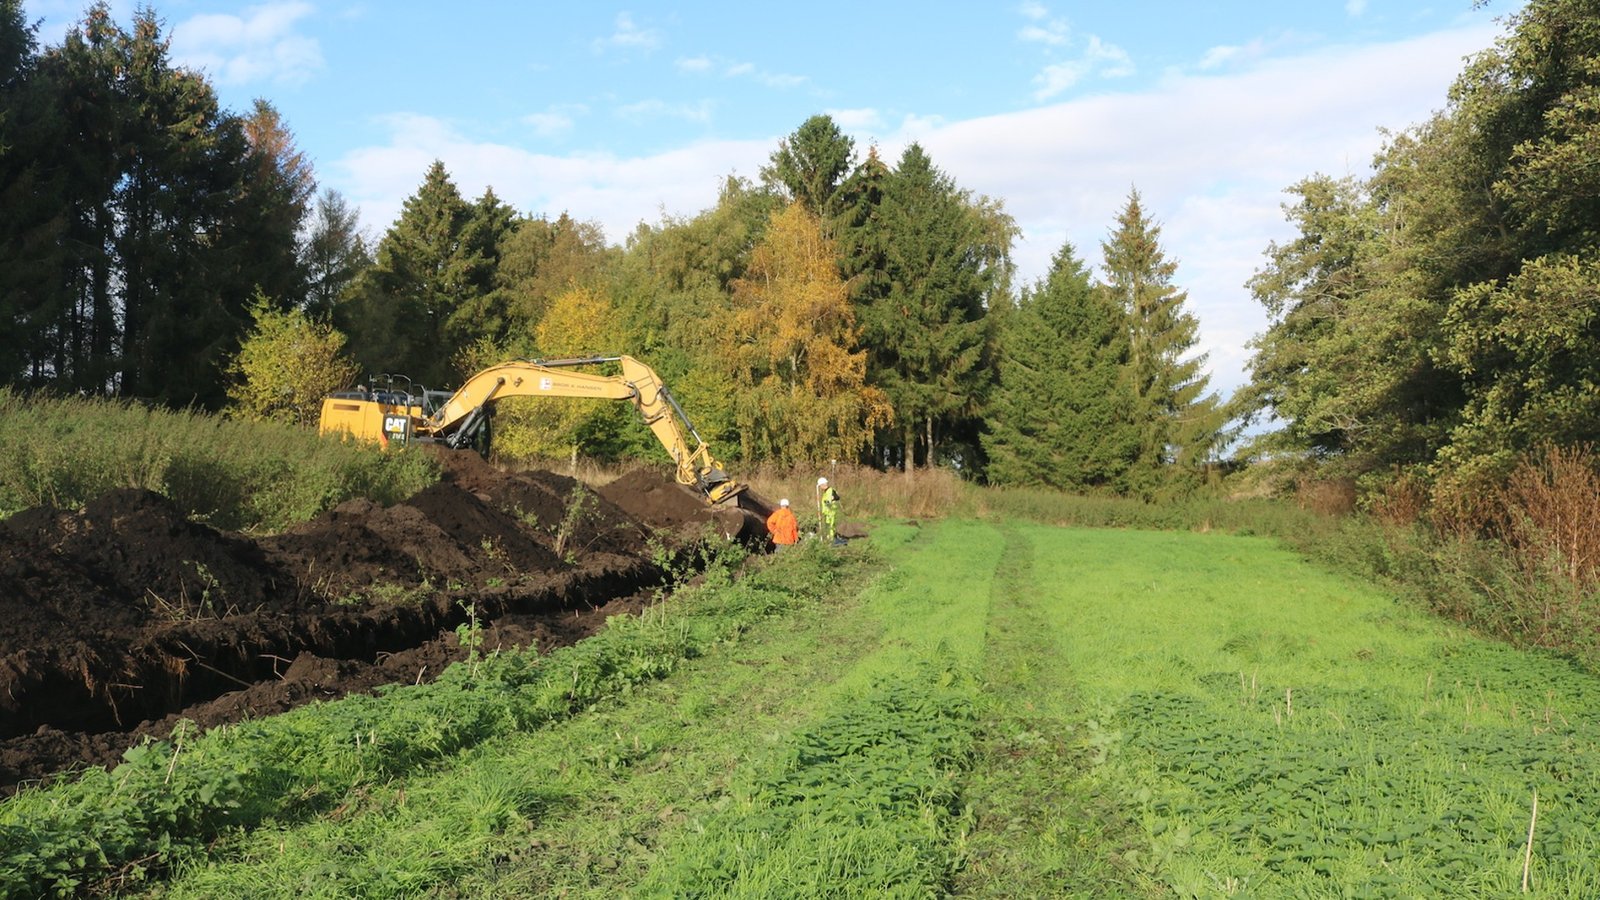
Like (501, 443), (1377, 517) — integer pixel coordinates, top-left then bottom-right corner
(320, 355), (746, 505)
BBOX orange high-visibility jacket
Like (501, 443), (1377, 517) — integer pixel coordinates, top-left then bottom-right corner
(766, 507), (799, 545)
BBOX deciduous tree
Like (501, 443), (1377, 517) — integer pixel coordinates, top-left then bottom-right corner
(226, 295), (358, 427)
(468, 286), (632, 464)
(727, 202), (891, 465)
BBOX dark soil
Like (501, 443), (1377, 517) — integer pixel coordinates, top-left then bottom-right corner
(0, 454), (756, 795)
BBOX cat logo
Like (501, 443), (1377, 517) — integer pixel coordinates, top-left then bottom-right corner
(382, 414), (411, 445)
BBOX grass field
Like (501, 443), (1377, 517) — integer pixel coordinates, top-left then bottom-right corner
(12, 518), (1600, 897)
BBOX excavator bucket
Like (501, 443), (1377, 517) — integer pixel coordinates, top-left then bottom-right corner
(705, 485), (776, 545)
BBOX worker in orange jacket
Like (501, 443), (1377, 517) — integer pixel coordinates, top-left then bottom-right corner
(766, 498), (799, 549)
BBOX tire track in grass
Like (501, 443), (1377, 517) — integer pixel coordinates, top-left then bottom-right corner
(954, 523), (1149, 898)
(631, 519), (997, 897)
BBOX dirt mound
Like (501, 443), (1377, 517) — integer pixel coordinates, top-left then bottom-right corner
(0, 489), (295, 644)
(442, 455), (653, 555)
(0, 456), (744, 794)
(599, 468), (769, 542)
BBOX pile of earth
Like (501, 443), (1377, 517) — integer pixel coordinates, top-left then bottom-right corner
(0, 453), (757, 794)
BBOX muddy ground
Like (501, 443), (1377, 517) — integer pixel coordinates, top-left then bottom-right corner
(0, 453), (767, 794)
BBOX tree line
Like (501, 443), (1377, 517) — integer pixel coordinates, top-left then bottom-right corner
(8, 0), (1592, 504)
(0, 2), (1225, 496)
(1237, 0), (1600, 512)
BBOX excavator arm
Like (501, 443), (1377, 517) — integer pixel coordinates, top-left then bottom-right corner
(426, 356), (745, 504)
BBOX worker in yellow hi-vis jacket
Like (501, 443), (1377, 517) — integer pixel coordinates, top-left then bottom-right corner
(817, 476), (841, 544)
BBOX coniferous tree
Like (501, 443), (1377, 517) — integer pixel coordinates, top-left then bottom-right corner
(2, 4), (302, 407)
(442, 186), (516, 358)
(0, 0), (62, 386)
(113, 10), (263, 406)
(985, 242), (1137, 489)
(1101, 189), (1222, 493)
(864, 143), (1012, 471)
(237, 99), (316, 305)
(302, 188), (371, 319)
(761, 114), (855, 222)
(342, 161), (497, 388)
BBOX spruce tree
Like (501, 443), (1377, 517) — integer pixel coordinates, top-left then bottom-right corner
(4, 4), (303, 407)
(342, 161), (498, 388)
(0, 0), (60, 386)
(984, 242), (1137, 489)
(761, 114), (855, 222)
(1100, 189), (1222, 493)
(863, 143), (1009, 471)
(302, 188), (371, 319)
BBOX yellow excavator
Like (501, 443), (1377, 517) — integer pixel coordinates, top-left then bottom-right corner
(318, 355), (748, 506)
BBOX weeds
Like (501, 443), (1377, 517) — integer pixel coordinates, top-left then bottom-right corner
(144, 562), (233, 620)
(641, 662), (979, 898)
(552, 484), (596, 562)
(0, 388), (437, 531)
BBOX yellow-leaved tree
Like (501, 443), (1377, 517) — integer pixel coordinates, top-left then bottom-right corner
(227, 295), (359, 427)
(457, 285), (626, 464)
(728, 202), (892, 464)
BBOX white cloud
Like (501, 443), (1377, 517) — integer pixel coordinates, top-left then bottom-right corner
(524, 105), (586, 138)
(170, 1), (323, 86)
(1019, 22), (1069, 46)
(1199, 44), (1242, 70)
(757, 71), (807, 89)
(1016, 1), (1070, 46)
(1346, 0), (1369, 16)
(1032, 35), (1135, 99)
(1086, 36), (1135, 78)
(1018, 3), (1134, 100)
(901, 24), (1496, 396)
(334, 113), (769, 241)
(332, 24), (1498, 401)
(826, 107), (885, 131)
(615, 98), (715, 124)
(678, 57), (806, 89)
(592, 12), (660, 53)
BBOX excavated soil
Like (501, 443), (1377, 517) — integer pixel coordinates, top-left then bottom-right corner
(0, 453), (762, 794)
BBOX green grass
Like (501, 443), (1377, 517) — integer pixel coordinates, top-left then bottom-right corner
(952, 524), (1149, 897)
(15, 517), (1600, 897)
(1026, 526), (1600, 897)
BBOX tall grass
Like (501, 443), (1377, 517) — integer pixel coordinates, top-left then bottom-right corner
(0, 388), (438, 532)
(1351, 448), (1600, 670)
(742, 462), (973, 521)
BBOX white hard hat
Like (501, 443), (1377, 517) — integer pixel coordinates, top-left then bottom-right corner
(817, 477), (828, 486)
(779, 498), (790, 507)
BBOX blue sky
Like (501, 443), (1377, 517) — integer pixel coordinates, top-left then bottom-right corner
(26, 0), (1523, 397)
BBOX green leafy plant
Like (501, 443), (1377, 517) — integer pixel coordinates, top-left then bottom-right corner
(552, 484), (596, 562)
